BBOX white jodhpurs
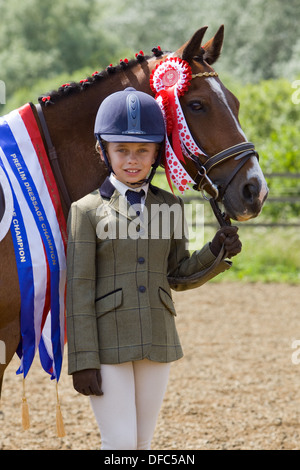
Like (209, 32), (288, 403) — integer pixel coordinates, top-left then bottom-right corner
(89, 359), (171, 450)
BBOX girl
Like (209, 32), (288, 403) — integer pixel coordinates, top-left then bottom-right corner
(66, 87), (241, 450)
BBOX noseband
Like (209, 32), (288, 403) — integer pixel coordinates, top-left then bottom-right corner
(189, 142), (259, 225)
(191, 141), (259, 199)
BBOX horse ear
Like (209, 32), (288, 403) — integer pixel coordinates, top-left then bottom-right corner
(202, 25), (224, 65)
(180, 27), (208, 63)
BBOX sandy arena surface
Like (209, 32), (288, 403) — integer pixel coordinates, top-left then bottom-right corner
(1, 282), (300, 450)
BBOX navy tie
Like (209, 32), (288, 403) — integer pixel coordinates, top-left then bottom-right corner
(126, 189), (145, 216)
(126, 189), (145, 206)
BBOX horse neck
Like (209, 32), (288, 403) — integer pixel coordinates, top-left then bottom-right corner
(38, 57), (157, 218)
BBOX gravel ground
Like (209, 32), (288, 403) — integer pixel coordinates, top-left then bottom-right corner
(1, 282), (300, 450)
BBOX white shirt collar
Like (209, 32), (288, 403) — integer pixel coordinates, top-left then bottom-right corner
(109, 173), (149, 198)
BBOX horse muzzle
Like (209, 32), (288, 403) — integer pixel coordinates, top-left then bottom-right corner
(223, 156), (269, 221)
(192, 142), (269, 222)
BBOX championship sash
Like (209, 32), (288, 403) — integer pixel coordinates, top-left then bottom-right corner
(0, 104), (67, 381)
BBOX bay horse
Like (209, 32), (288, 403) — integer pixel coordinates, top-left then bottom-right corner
(0, 25), (268, 396)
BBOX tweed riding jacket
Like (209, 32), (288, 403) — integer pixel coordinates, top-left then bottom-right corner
(66, 178), (231, 374)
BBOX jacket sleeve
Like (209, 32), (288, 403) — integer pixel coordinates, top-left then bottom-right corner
(66, 202), (100, 374)
(167, 197), (232, 291)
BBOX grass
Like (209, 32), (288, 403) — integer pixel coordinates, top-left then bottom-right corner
(153, 171), (300, 284)
(204, 225), (300, 283)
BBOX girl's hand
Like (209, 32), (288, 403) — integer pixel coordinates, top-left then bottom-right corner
(72, 369), (103, 396)
(210, 226), (242, 259)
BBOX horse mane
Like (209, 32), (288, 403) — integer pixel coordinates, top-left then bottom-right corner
(38, 48), (164, 107)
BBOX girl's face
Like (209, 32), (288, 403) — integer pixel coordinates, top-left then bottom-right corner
(103, 142), (158, 187)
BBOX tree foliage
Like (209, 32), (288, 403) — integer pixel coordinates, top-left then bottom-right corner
(0, 0), (299, 99)
(0, 0), (299, 184)
(0, 0), (128, 97)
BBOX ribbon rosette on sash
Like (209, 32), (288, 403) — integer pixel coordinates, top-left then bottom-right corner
(0, 104), (67, 383)
(150, 57), (206, 194)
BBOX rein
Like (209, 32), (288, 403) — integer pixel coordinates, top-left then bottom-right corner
(36, 104), (72, 210)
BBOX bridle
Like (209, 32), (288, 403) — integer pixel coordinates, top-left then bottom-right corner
(191, 141), (258, 199)
(189, 141), (259, 225)
(182, 71), (260, 226)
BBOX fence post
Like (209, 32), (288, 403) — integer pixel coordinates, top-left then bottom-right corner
(0, 340), (6, 364)
(0, 80), (6, 104)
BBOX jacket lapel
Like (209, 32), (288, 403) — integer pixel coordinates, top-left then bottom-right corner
(99, 178), (172, 224)
(99, 177), (132, 221)
(145, 185), (164, 226)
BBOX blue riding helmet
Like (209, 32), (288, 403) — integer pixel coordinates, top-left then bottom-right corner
(94, 87), (165, 181)
(94, 87), (165, 143)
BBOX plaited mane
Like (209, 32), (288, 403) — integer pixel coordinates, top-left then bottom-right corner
(38, 47), (164, 106)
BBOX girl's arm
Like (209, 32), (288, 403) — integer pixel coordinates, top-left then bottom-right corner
(167, 198), (240, 291)
(66, 202), (100, 375)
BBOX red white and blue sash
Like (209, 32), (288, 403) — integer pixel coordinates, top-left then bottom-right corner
(0, 104), (67, 381)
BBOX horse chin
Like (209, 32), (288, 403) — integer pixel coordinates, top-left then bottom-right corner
(236, 212), (258, 222)
(223, 198), (261, 222)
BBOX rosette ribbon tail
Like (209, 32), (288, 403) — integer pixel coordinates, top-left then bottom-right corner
(166, 86), (186, 164)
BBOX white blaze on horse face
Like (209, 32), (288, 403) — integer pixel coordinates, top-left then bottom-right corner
(234, 156), (269, 221)
(234, 153), (268, 204)
(246, 156), (269, 204)
(206, 77), (247, 141)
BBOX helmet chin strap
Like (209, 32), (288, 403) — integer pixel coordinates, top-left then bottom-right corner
(98, 139), (113, 175)
(126, 180), (145, 187)
(140, 144), (163, 185)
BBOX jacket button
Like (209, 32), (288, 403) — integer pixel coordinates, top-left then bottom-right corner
(139, 285), (146, 293)
(138, 257), (145, 264)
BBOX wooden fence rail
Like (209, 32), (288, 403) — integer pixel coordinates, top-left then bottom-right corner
(179, 172), (300, 228)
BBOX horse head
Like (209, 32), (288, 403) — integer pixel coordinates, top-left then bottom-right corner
(168, 26), (268, 221)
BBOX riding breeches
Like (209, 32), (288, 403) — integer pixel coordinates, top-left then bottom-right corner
(89, 359), (171, 450)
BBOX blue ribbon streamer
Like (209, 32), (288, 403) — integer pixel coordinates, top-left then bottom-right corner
(0, 117), (63, 380)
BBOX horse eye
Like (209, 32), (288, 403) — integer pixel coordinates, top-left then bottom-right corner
(188, 101), (204, 112)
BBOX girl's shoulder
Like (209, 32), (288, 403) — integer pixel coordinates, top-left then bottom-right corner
(71, 189), (102, 212)
(149, 184), (183, 205)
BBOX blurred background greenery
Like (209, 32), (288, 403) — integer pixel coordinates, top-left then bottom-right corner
(1, 0), (299, 282)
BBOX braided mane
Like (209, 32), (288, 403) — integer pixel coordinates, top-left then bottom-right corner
(38, 48), (164, 106)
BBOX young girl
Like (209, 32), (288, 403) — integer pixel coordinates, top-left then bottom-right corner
(66, 87), (241, 450)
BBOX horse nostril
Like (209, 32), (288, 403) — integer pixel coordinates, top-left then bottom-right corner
(242, 183), (259, 203)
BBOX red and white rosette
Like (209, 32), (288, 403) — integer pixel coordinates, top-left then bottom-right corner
(150, 58), (201, 194)
(150, 57), (192, 98)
